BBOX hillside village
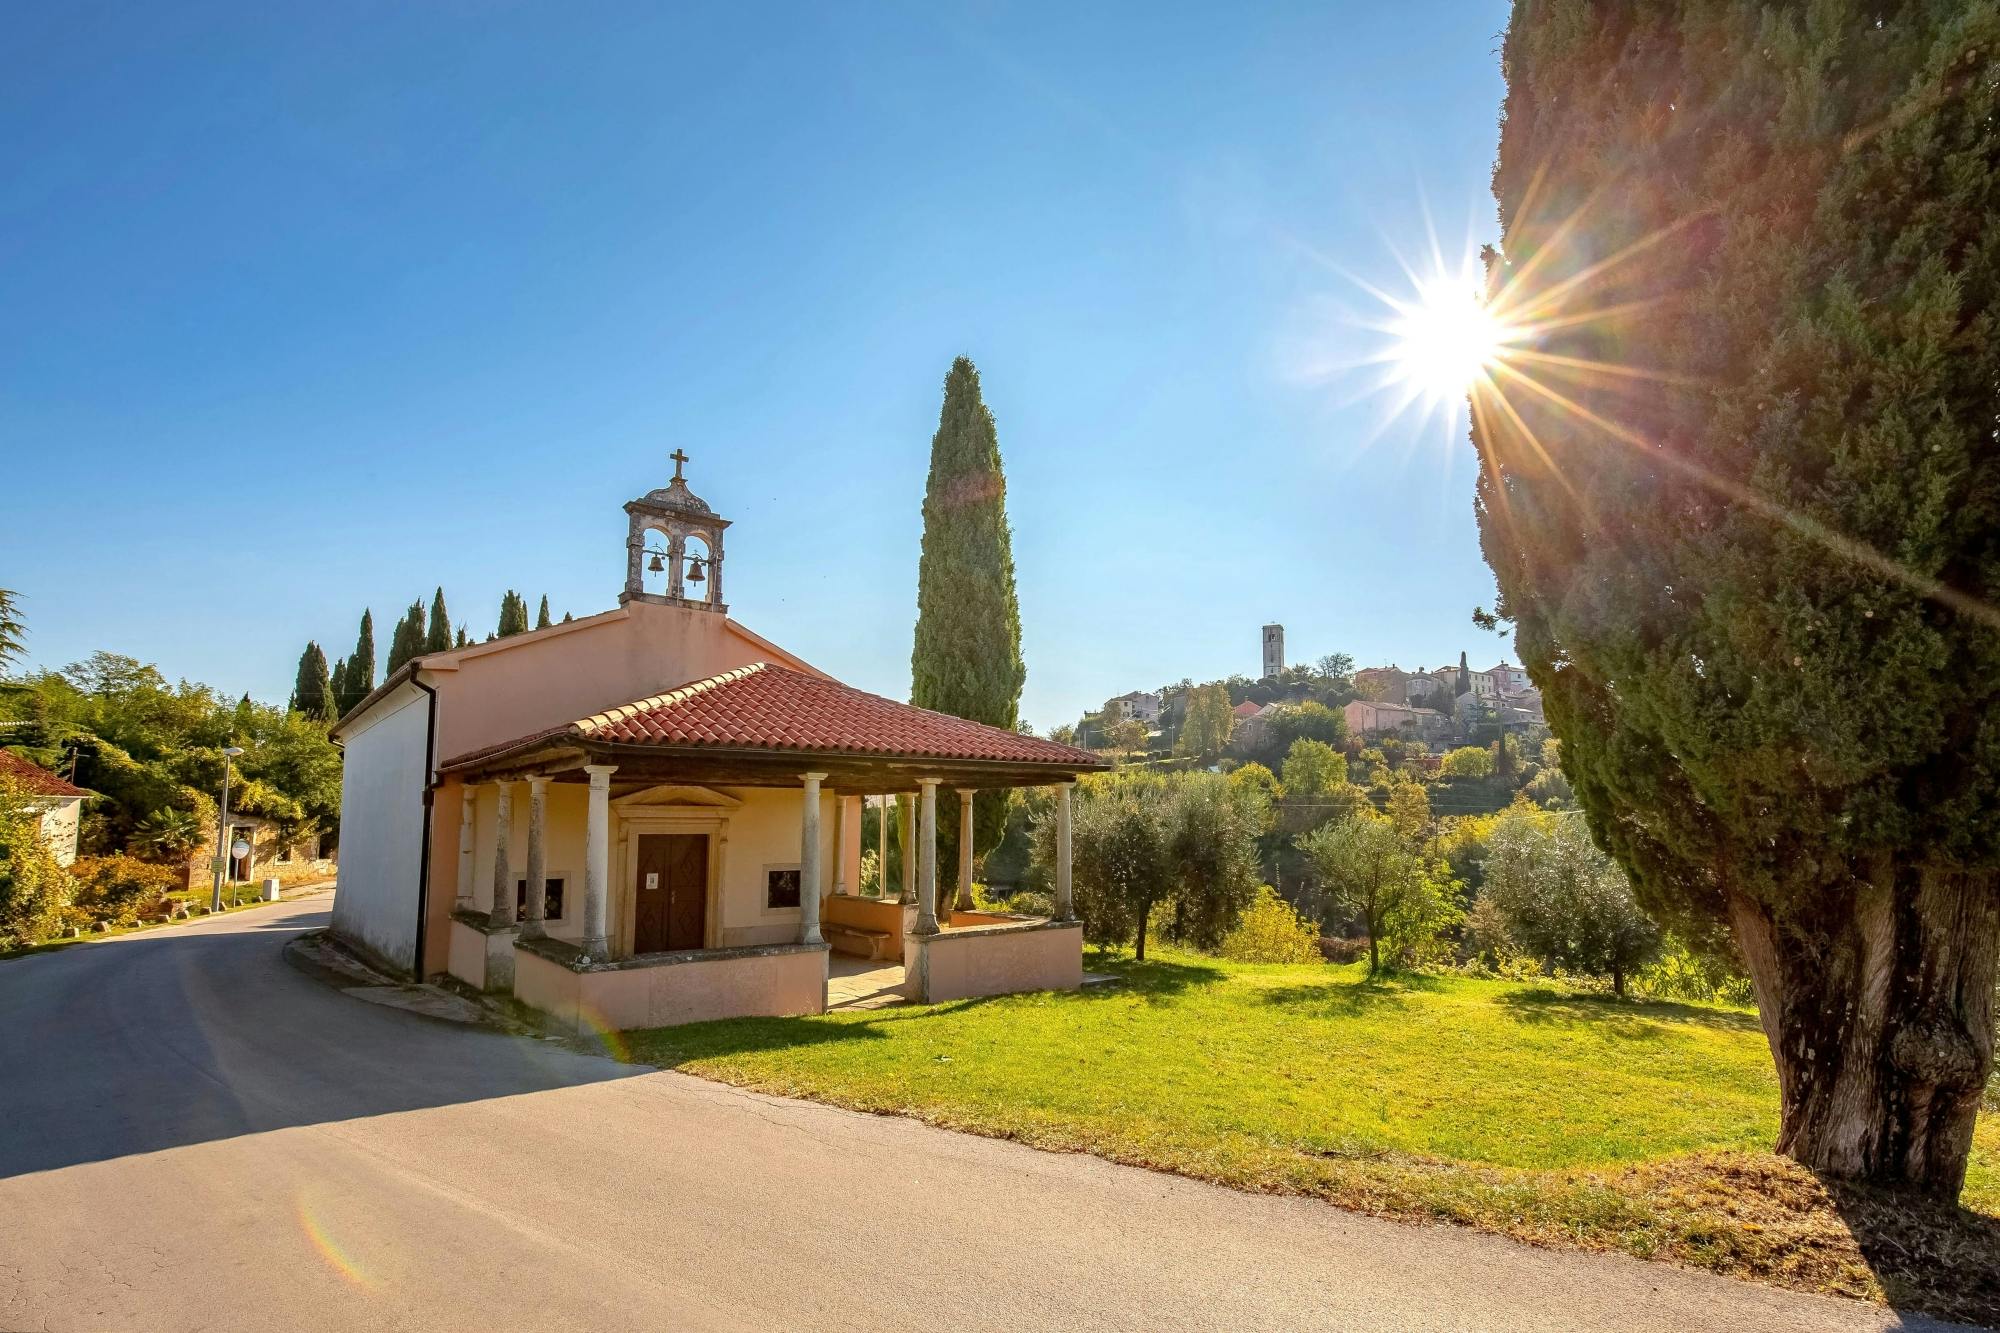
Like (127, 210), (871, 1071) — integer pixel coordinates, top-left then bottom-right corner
(1073, 622), (1548, 783)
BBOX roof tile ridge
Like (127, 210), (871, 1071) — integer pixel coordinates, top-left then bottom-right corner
(575, 662), (770, 736)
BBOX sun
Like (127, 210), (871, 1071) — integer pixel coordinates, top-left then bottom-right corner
(1385, 270), (1516, 405)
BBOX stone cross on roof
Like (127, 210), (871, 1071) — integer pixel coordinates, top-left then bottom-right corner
(670, 448), (689, 479)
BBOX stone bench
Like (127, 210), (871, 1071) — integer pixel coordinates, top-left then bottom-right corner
(823, 923), (895, 961)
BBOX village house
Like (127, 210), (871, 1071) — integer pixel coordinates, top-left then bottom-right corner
(1343, 698), (1452, 744)
(329, 457), (1108, 1033)
(1102, 690), (1162, 725)
(0, 750), (86, 867)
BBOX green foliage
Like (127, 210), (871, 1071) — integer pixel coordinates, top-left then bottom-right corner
(334, 610), (375, 714)
(1280, 738), (1345, 797)
(1217, 885), (1323, 964)
(1637, 935), (1757, 1008)
(1481, 806), (1662, 996)
(1485, 0), (2000, 1191)
(1032, 770), (1266, 959)
(385, 599), (428, 675)
(1384, 782), (1430, 838)
(1175, 682), (1234, 761)
(289, 642), (333, 719)
(536, 595), (553, 630)
(1298, 811), (1461, 972)
(425, 588), (453, 654)
(134, 806), (203, 858)
(0, 587), (25, 672)
(0, 772), (73, 947)
(1228, 761), (1280, 802)
(1441, 746), (1493, 779)
(0, 653), (341, 863)
(911, 357), (1026, 890)
(66, 854), (179, 928)
(496, 590), (530, 638)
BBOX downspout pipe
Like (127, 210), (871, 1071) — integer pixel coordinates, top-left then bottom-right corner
(411, 672), (440, 981)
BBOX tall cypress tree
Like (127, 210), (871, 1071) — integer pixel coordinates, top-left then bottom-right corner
(497, 590), (529, 638)
(536, 594), (552, 630)
(291, 642), (333, 720)
(329, 657), (349, 715)
(454, 623), (470, 649)
(425, 587), (453, 654)
(911, 357), (1026, 905)
(345, 610), (376, 708)
(385, 599), (428, 674)
(1479, 1), (1999, 1198)
(1455, 650), (1470, 698)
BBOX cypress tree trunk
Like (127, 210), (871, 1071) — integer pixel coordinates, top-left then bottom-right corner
(1730, 867), (1997, 1197)
(1134, 906), (1149, 962)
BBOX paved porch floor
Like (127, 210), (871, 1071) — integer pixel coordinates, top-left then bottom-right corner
(827, 954), (907, 1010)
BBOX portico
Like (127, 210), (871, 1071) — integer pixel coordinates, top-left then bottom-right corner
(434, 661), (1103, 1033)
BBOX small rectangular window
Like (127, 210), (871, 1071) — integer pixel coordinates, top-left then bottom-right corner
(766, 868), (801, 910)
(515, 877), (567, 921)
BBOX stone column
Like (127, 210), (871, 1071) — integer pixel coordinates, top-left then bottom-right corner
(581, 764), (616, 961)
(832, 795), (850, 896)
(898, 794), (916, 905)
(799, 772), (826, 946)
(914, 778), (941, 935)
(954, 788), (976, 913)
(488, 781), (515, 929)
(1054, 782), (1075, 922)
(667, 532), (687, 599)
(456, 785), (477, 910)
(522, 775), (549, 940)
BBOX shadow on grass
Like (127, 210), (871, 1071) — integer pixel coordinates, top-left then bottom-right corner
(1825, 1179), (2000, 1326)
(1083, 952), (1226, 1001)
(1251, 970), (1442, 1017)
(1493, 987), (1763, 1038)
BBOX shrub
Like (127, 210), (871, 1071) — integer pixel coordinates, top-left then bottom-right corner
(1217, 886), (1322, 964)
(1441, 746), (1494, 779)
(68, 854), (179, 927)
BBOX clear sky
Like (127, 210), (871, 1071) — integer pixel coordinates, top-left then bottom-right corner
(2, 1), (1514, 732)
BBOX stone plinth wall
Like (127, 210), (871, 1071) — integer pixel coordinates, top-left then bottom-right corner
(906, 920), (1082, 1004)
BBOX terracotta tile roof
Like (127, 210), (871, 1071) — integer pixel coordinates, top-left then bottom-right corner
(444, 663), (1106, 771)
(0, 749), (86, 798)
(1231, 700), (1263, 719)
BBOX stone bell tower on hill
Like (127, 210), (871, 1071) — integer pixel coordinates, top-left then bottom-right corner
(621, 449), (729, 613)
(1261, 623), (1284, 680)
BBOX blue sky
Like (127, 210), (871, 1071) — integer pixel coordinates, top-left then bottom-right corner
(2, 1), (1513, 732)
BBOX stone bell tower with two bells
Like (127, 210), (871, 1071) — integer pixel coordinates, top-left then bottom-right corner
(620, 449), (730, 613)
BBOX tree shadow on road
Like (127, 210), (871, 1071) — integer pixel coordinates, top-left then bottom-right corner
(0, 920), (647, 1180)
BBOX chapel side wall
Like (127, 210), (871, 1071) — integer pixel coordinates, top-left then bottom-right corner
(330, 688), (432, 976)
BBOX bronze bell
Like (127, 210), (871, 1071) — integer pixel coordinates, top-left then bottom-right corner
(686, 557), (706, 584)
(648, 552), (666, 574)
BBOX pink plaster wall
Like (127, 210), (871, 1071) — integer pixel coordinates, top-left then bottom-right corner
(513, 945), (829, 1034)
(423, 602), (822, 765)
(909, 923), (1083, 1004)
(446, 918), (488, 991)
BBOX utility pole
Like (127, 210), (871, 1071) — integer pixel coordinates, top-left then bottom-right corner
(210, 746), (244, 913)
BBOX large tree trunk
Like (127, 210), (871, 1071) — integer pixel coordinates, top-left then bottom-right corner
(1728, 861), (1997, 1199)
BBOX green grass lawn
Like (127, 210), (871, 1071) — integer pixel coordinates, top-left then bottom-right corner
(616, 950), (2000, 1321)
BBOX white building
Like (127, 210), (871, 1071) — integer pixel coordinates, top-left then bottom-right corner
(0, 750), (85, 867)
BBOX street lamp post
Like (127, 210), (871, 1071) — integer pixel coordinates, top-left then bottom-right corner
(210, 746), (245, 913)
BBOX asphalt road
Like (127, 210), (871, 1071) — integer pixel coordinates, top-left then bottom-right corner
(0, 899), (1965, 1332)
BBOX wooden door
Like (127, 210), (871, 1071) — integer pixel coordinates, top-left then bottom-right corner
(633, 833), (708, 954)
